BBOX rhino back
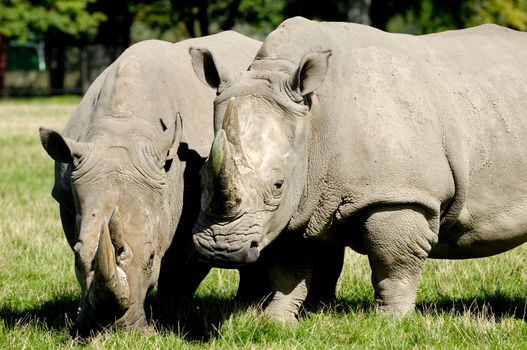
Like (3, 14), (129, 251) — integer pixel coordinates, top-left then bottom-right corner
(260, 18), (527, 256)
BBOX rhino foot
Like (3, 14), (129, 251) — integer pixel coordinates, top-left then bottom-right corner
(264, 278), (308, 323)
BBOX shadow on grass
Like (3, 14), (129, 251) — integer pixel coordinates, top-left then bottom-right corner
(149, 293), (246, 342)
(304, 295), (375, 317)
(0, 289), (238, 342)
(322, 291), (526, 321)
(2, 289), (524, 342)
(417, 292), (527, 320)
(0, 293), (79, 331)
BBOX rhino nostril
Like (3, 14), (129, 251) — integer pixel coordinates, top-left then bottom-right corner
(250, 241), (258, 248)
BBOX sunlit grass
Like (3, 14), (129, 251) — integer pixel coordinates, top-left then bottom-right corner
(0, 98), (526, 348)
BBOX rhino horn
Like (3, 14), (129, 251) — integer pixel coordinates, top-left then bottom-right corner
(109, 207), (124, 254)
(90, 220), (130, 311)
(222, 98), (249, 167)
(207, 129), (243, 217)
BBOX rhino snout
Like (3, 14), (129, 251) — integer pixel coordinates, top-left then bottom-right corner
(192, 229), (261, 267)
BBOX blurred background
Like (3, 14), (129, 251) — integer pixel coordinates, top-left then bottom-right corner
(0, 0), (526, 97)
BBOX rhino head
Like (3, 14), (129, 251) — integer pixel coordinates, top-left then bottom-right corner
(189, 47), (331, 266)
(39, 115), (181, 334)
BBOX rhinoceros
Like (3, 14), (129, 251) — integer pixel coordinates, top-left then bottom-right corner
(39, 32), (260, 334)
(190, 16), (527, 321)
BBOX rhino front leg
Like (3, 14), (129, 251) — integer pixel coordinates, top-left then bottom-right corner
(237, 262), (273, 304)
(364, 206), (438, 316)
(264, 262), (310, 323)
(306, 241), (344, 306)
(156, 246), (210, 323)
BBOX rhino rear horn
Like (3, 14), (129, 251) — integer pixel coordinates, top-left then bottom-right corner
(222, 99), (242, 148)
(109, 207), (132, 264)
(222, 98), (249, 167)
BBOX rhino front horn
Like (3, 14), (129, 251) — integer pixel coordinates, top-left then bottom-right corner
(207, 129), (243, 217)
(89, 221), (130, 312)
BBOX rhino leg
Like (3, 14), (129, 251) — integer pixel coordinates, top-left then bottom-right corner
(306, 241), (344, 307)
(248, 235), (343, 321)
(157, 254), (210, 302)
(236, 262), (273, 304)
(156, 245), (210, 323)
(363, 206), (437, 316)
(263, 261), (311, 323)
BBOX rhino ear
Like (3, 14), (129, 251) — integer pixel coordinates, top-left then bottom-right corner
(189, 47), (228, 90)
(290, 50), (332, 97)
(39, 127), (88, 164)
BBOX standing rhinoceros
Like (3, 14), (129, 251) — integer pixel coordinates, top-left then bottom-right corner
(190, 16), (527, 321)
(39, 32), (260, 334)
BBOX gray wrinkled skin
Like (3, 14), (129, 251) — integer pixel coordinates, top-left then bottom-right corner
(39, 33), (260, 335)
(191, 17), (527, 321)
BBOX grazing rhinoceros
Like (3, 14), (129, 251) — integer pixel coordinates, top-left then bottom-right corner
(39, 32), (260, 334)
(190, 16), (527, 321)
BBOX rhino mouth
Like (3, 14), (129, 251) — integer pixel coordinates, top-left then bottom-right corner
(73, 300), (147, 337)
(191, 214), (263, 267)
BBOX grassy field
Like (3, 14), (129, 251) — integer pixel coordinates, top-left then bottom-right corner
(0, 97), (526, 349)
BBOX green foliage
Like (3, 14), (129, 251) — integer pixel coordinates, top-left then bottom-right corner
(463, 0), (527, 30)
(237, 0), (287, 32)
(387, 0), (527, 34)
(0, 0), (106, 41)
(0, 0), (34, 38)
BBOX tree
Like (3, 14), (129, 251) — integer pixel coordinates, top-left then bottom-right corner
(383, 0), (527, 34)
(0, 0), (105, 96)
(169, 0), (243, 37)
(463, 0), (527, 30)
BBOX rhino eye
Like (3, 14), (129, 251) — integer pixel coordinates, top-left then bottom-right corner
(271, 179), (284, 197)
(147, 252), (155, 268)
(116, 246), (125, 257)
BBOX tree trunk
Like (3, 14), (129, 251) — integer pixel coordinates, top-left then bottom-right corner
(45, 31), (66, 95)
(221, 0), (241, 30)
(344, 0), (371, 25)
(197, 0), (209, 36)
(0, 35), (6, 98)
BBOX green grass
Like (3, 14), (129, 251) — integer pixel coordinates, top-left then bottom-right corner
(0, 98), (526, 349)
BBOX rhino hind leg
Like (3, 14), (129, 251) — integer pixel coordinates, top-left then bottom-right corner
(364, 206), (438, 316)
